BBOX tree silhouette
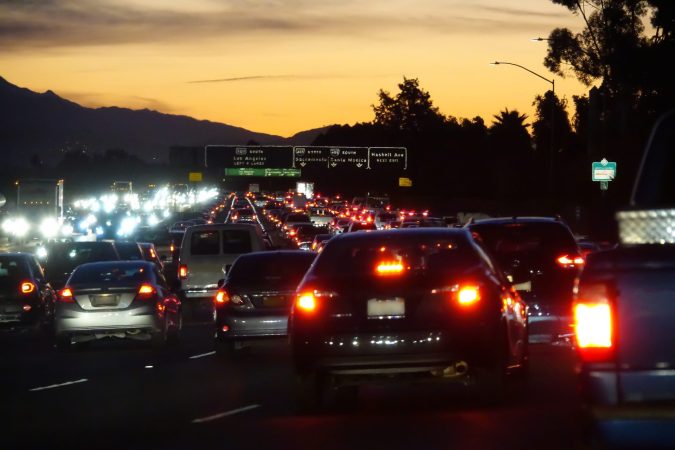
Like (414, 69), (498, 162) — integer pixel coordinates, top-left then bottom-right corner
(372, 77), (446, 133)
(532, 92), (573, 156)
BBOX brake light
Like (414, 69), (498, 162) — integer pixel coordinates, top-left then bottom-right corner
(149, 248), (157, 259)
(179, 264), (188, 279)
(376, 261), (404, 276)
(170, 243), (175, 253)
(431, 284), (481, 307)
(20, 281), (36, 294)
(215, 290), (229, 304)
(557, 254), (585, 268)
(296, 293), (316, 312)
(574, 283), (613, 361)
(457, 286), (480, 306)
(137, 284), (156, 296)
(58, 288), (75, 303)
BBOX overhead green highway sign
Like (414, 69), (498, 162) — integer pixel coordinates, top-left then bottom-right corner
(224, 168), (301, 177)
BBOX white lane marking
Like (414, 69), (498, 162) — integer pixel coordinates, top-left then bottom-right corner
(29, 378), (88, 392)
(145, 365), (154, 369)
(189, 351), (216, 360)
(191, 404), (260, 424)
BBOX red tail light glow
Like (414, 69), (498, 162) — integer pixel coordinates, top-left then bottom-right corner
(58, 288), (75, 303)
(457, 286), (480, 306)
(557, 254), (585, 268)
(574, 283), (613, 361)
(296, 293), (317, 312)
(179, 264), (188, 279)
(137, 284), (156, 296)
(375, 261), (404, 276)
(20, 281), (36, 294)
(215, 290), (229, 304)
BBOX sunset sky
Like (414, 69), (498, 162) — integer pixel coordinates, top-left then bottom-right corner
(1, 0), (590, 137)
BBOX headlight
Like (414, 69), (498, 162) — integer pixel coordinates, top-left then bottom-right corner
(40, 218), (59, 239)
(36, 246), (48, 259)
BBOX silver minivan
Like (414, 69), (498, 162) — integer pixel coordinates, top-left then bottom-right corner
(178, 224), (266, 307)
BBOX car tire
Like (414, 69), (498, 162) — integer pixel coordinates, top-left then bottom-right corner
(151, 319), (168, 349)
(215, 338), (244, 359)
(167, 314), (182, 346)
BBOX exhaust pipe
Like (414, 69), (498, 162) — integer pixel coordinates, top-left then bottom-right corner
(454, 361), (468, 375)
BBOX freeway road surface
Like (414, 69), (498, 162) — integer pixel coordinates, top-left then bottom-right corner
(2, 324), (585, 450)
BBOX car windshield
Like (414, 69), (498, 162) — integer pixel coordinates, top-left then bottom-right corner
(69, 263), (152, 284)
(115, 243), (143, 260)
(227, 253), (315, 289)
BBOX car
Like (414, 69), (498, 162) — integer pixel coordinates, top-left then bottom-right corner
(112, 241), (145, 261)
(310, 234), (332, 251)
(138, 242), (163, 269)
(289, 228), (528, 409)
(574, 109), (675, 448)
(467, 217), (583, 344)
(346, 220), (377, 232)
(177, 223), (267, 314)
(43, 241), (121, 290)
(0, 253), (56, 330)
(54, 260), (181, 349)
(214, 250), (317, 356)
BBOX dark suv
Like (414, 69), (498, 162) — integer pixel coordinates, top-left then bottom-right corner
(467, 217), (583, 344)
(289, 228), (528, 409)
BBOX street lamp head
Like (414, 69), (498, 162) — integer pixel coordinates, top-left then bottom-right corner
(531, 37), (550, 42)
(490, 61), (500, 65)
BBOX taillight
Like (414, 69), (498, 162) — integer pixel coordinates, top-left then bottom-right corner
(457, 286), (480, 306)
(557, 254), (585, 268)
(573, 282), (613, 362)
(179, 264), (188, 279)
(170, 243), (175, 253)
(20, 281), (36, 294)
(214, 289), (229, 304)
(296, 293), (316, 312)
(375, 261), (404, 276)
(431, 284), (481, 308)
(58, 288), (75, 303)
(295, 290), (336, 314)
(136, 283), (156, 299)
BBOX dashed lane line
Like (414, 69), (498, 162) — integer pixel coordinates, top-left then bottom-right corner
(191, 404), (260, 424)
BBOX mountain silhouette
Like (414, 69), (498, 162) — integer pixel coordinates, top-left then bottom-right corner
(0, 76), (330, 166)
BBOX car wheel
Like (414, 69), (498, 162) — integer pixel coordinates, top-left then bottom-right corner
(167, 314), (182, 346)
(215, 339), (246, 359)
(151, 319), (169, 349)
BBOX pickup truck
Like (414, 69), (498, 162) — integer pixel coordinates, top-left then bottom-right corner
(574, 110), (675, 449)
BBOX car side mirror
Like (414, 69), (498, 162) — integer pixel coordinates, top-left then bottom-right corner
(222, 264), (231, 274)
(217, 278), (225, 288)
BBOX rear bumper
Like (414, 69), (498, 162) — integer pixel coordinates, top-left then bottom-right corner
(292, 330), (494, 375)
(581, 368), (675, 448)
(55, 304), (161, 334)
(217, 313), (288, 339)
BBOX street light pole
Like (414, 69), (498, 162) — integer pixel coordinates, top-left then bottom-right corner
(491, 61), (556, 196)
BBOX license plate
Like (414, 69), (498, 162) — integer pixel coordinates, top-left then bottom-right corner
(367, 297), (405, 319)
(91, 295), (119, 307)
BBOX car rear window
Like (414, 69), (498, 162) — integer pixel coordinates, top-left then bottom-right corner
(69, 263), (152, 284)
(191, 230), (220, 255)
(45, 243), (119, 273)
(470, 222), (577, 261)
(228, 253), (315, 289)
(350, 222), (377, 231)
(223, 230), (252, 254)
(314, 234), (480, 278)
(0, 257), (31, 291)
(115, 243), (143, 260)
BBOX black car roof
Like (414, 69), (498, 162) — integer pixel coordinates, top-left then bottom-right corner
(74, 260), (155, 269)
(0, 252), (34, 259)
(234, 250), (316, 261)
(333, 228), (471, 242)
(468, 217), (566, 226)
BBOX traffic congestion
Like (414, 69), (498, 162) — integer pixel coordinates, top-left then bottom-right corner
(2, 142), (672, 450)
(3, 1), (675, 449)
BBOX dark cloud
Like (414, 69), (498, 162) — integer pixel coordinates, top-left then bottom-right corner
(0, 0), (569, 51)
(61, 90), (175, 112)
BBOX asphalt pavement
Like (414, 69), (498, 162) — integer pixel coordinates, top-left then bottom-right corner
(1, 322), (586, 450)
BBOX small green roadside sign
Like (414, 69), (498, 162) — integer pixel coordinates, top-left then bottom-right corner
(591, 159), (617, 181)
(224, 168), (301, 177)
